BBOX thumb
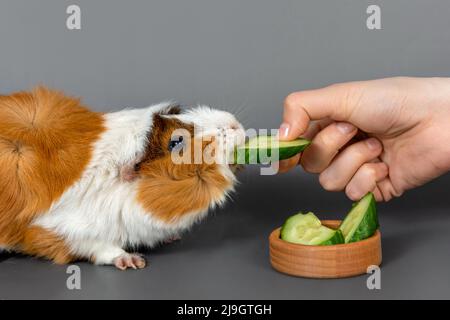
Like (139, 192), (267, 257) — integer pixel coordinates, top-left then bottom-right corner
(279, 83), (353, 140)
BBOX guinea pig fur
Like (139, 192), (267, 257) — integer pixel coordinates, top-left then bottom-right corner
(0, 87), (245, 270)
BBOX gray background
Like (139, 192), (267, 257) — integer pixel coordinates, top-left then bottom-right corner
(0, 0), (449, 299)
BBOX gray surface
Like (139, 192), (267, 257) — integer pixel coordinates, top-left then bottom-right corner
(1, 169), (450, 299)
(0, 0), (450, 299)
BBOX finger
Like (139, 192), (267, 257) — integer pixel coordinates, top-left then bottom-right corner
(372, 186), (384, 202)
(275, 119), (329, 172)
(276, 153), (301, 173)
(279, 83), (359, 140)
(318, 138), (383, 191)
(301, 118), (333, 140)
(301, 122), (358, 173)
(345, 162), (389, 201)
(377, 178), (404, 202)
(277, 118), (330, 172)
(275, 119), (327, 173)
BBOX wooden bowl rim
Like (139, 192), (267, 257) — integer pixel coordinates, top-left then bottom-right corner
(269, 219), (381, 252)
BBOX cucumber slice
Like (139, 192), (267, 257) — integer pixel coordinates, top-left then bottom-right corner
(339, 192), (379, 243)
(234, 135), (310, 164)
(280, 212), (345, 246)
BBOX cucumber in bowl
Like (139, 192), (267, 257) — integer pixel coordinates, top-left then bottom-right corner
(279, 193), (379, 246)
(280, 212), (345, 246)
(339, 192), (379, 243)
(234, 135), (310, 164)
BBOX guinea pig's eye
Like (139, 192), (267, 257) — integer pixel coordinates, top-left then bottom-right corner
(168, 135), (184, 152)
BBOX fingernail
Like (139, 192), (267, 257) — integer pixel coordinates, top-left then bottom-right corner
(366, 138), (381, 150)
(278, 123), (290, 139)
(336, 122), (355, 134)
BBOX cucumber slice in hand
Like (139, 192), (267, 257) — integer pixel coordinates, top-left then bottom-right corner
(339, 192), (379, 243)
(280, 212), (345, 246)
(234, 135), (310, 164)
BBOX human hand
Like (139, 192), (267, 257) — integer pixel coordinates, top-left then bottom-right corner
(278, 77), (450, 201)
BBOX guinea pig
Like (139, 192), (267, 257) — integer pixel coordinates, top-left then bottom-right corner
(0, 86), (245, 270)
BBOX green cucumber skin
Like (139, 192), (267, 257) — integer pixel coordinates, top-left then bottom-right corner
(344, 193), (379, 243)
(319, 229), (345, 246)
(235, 139), (310, 164)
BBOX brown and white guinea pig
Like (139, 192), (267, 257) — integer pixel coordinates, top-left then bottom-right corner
(0, 87), (245, 270)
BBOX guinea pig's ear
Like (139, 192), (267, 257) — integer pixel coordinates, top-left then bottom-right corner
(119, 104), (182, 182)
(160, 103), (181, 115)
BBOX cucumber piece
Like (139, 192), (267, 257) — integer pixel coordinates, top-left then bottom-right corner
(280, 212), (345, 246)
(339, 192), (379, 243)
(234, 135), (310, 164)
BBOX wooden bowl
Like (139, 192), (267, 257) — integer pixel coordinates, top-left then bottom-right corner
(269, 220), (382, 279)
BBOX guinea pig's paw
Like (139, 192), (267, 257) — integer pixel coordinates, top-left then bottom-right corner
(113, 253), (147, 270)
